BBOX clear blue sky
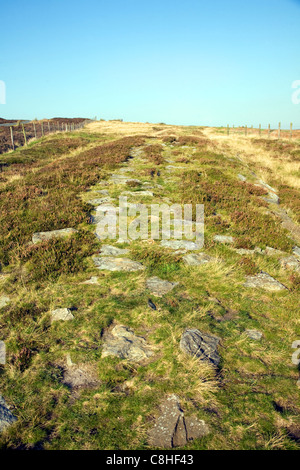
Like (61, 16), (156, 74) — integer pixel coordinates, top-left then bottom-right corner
(1, 0), (300, 128)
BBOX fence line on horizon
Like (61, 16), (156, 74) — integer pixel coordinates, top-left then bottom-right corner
(6, 119), (92, 151)
(226, 122), (296, 139)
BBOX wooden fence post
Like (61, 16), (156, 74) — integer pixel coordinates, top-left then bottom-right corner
(48, 121), (50, 133)
(245, 125), (247, 136)
(10, 126), (14, 150)
(290, 122), (293, 139)
(278, 122), (281, 139)
(259, 124), (261, 137)
(22, 124), (27, 146)
(268, 124), (270, 138)
(227, 124), (229, 136)
(41, 122), (44, 136)
(33, 122), (37, 139)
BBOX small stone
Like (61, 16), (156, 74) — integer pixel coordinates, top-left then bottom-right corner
(213, 235), (234, 244)
(0, 395), (17, 432)
(234, 247), (263, 255)
(146, 277), (178, 297)
(102, 325), (153, 363)
(180, 328), (221, 366)
(95, 189), (109, 196)
(264, 246), (286, 256)
(82, 276), (99, 285)
(62, 365), (100, 390)
(99, 245), (129, 256)
(293, 246), (300, 258)
(87, 197), (113, 205)
(93, 257), (144, 272)
(121, 190), (154, 197)
(51, 308), (74, 323)
(245, 329), (263, 341)
(0, 296), (10, 309)
(183, 253), (216, 266)
(32, 228), (77, 244)
(238, 174), (247, 182)
(244, 272), (287, 291)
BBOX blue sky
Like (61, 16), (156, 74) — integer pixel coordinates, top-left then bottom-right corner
(1, 0), (300, 127)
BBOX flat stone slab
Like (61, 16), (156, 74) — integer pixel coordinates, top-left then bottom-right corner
(0, 341), (6, 365)
(99, 245), (129, 256)
(121, 190), (154, 197)
(180, 328), (221, 366)
(280, 256), (300, 273)
(244, 272), (287, 291)
(94, 257), (144, 272)
(51, 308), (74, 323)
(32, 228), (77, 244)
(183, 253), (216, 266)
(95, 189), (109, 196)
(160, 240), (203, 251)
(213, 235), (234, 244)
(87, 197), (113, 205)
(264, 246), (286, 256)
(245, 329), (263, 341)
(102, 325), (153, 363)
(234, 247), (263, 255)
(146, 277), (178, 297)
(0, 395), (17, 432)
(62, 365), (100, 390)
(238, 174), (247, 182)
(0, 296), (10, 309)
(148, 394), (209, 448)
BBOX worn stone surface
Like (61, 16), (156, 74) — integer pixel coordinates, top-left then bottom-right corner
(147, 394), (209, 448)
(121, 190), (154, 197)
(264, 246), (286, 256)
(51, 308), (74, 323)
(99, 245), (129, 256)
(102, 325), (153, 362)
(0, 395), (17, 432)
(238, 174), (247, 182)
(32, 228), (77, 244)
(180, 328), (221, 366)
(94, 257), (144, 272)
(183, 253), (216, 266)
(0, 341), (5, 365)
(245, 329), (263, 341)
(280, 256), (300, 273)
(244, 272), (287, 291)
(146, 277), (178, 297)
(62, 365), (100, 390)
(95, 189), (109, 196)
(234, 247), (263, 255)
(87, 197), (113, 206)
(160, 240), (203, 251)
(0, 296), (10, 309)
(213, 235), (234, 244)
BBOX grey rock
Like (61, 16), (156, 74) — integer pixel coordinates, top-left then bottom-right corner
(102, 325), (153, 362)
(95, 189), (109, 196)
(87, 197), (113, 206)
(214, 235), (234, 244)
(183, 253), (216, 266)
(0, 341), (5, 365)
(234, 247), (263, 255)
(280, 256), (300, 273)
(0, 296), (10, 309)
(238, 174), (247, 182)
(257, 179), (277, 194)
(94, 257), (144, 272)
(82, 276), (99, 285)
(148, 394), (209, 448)
(62, 365), (100, 390)
(245, 329), (263, 341)
(180, 328), (221, 366)
(121, 190), (154, 197)
(51, 308), (74, 323)
(160, 240), (203, 251)
(32, 228), (77, 244)
(244, 272), (287, 291)
(146, 277), (178, 297)
(264, 246), (286, 256)
(99, 245), (129, 256)
(0, 395), (17, 432)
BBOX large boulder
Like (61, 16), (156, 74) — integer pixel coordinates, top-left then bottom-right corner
(180, 328), (221, 366)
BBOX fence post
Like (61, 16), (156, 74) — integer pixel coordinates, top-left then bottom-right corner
(10, 126), (14, 150)
(245, 125), (247, 136)
(227, 124), (229, 136)
(33, 122), (37, 139)
(22, 124), (27, 146)
(290, 122), (293, 139)
(278, 122), (281, 139)
(48, 121), (50, 133)
(259, 124), (261, 137)
(268, 124), (270, 138)
(41, 122), (44, 136)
